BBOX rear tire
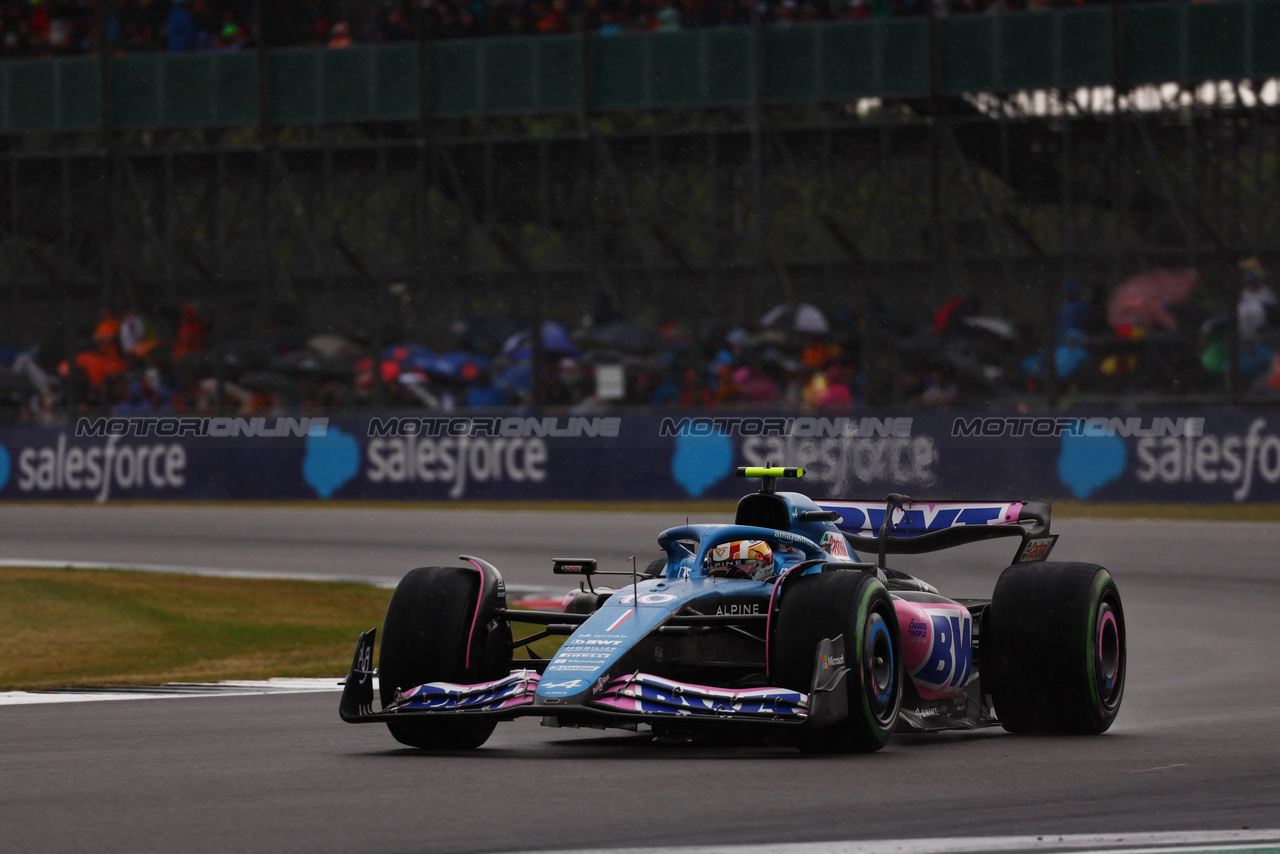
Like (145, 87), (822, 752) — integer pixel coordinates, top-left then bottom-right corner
(379, 566), (512, 750)
(772, 570), (903, 753)
(986, 562), (1125, 734)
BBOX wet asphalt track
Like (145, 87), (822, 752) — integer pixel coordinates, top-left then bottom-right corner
(0, 505), (1278, 853)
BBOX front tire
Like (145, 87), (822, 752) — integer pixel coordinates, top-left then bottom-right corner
(772, 570), (903, 753)
(986, 562), (1126, 734)
(379, 566), (512, 750)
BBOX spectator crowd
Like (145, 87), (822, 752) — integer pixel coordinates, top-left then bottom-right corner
(1, 0), (1147, 59)
(2, 258), (1278, 424)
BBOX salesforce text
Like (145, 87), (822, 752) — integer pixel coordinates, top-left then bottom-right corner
(15, 435), (186, 501)
(366, 435), (547, 498)
(1135, 418), (1280, 500)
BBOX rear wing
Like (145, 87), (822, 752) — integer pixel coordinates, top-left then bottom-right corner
(814, 496), (1056, 566)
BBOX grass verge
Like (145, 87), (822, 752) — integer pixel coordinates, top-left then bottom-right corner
(0, 567), (393, 691)
(0, 566), (565, 691)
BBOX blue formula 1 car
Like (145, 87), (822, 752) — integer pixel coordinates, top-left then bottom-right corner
(340, 468), (1126, 752)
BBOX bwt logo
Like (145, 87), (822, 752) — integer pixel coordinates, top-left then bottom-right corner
(910, 609), (973, 694)
(13, 434), (186, 501)
(833, 503), (1012, 535)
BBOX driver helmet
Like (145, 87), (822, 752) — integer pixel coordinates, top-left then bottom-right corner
(705, 540), (774, 580)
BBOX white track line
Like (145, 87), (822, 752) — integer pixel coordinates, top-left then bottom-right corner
(0, 558), (562, 597)
(0, 677), (344, 707)
(516, 830), (1280, 854)
(0, 557), (404, 587)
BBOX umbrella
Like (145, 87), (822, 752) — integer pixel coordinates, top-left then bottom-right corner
(496, 361), (532, 396)
(579, 320), (664, 353)
(198, 377), (251, 404)
(270, 349), (352, 378)
(761, 303), (830, 334)
(175, 351), (219, 380)
(354, 357), (402, 389)
(502, 322), (580, 358)
(1107, 268), (1200, 331)
(429, 352), (489, 383)
(240, 371), (299, 396)
(220, 340), (271, 370)
(308, 333), (361, 360)
(383, 344), (437, 373)
(0, 367), (35, 395)
(961, 316), (1017, 340)
(581, 348), (654, 368)
(451, 315), (527, 352)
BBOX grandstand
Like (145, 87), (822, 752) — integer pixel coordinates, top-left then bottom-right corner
(1, 0), (1278, 416)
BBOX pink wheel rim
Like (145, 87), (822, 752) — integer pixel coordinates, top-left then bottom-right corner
(1097, 607), (1120, 692)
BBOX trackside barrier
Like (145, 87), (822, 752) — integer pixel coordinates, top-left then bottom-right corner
(1, 411), (1278, 503)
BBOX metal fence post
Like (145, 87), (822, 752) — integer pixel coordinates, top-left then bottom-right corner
(255, 0), (274, 307)
(751, 4), (766, 316)
(99, 0), (115, 313)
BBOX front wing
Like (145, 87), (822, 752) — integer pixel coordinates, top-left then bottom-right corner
(338, 629), (837, 729)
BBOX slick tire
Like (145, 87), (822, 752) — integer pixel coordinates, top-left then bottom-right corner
(379, 566), (512, 750)
(772, 570), (903, 753)
(986, 562), (1125, 734)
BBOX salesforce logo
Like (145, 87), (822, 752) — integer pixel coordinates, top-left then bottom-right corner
(303, 426), (360, 499)
(1057, 431), (1127, 499)
(671, 428), (734, 498)
(11, 434), (186, 501)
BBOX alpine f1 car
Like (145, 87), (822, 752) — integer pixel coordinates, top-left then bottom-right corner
(340, 467), (1125, 752)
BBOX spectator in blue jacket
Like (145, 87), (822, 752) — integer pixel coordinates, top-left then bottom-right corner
(166, 0), (197, 51)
